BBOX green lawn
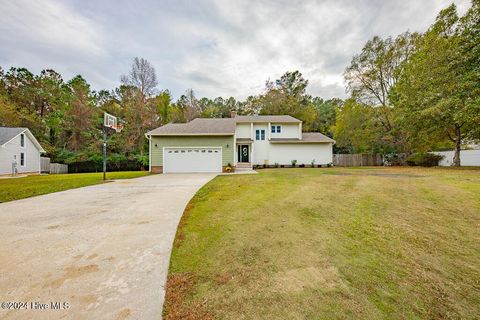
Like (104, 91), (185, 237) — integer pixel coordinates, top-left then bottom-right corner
(164, 167), (480, 320)
(0, 171), (149, 203)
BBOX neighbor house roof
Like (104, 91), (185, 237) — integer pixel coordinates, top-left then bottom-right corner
(270, 132), (335, 144)
(0, 127), (25, 145)
(234, 115), (301, 123)
(0, 127), (45, 152)
(146, 118), (236, 136)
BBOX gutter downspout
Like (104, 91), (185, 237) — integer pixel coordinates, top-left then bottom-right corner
(145, 134), (152, 172)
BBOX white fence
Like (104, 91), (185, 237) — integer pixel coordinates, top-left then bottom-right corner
(40, 157), (68, 174)
(50, 163), (68, 174)
(40, 157), (51, 173)
(431, 150), (480, 166)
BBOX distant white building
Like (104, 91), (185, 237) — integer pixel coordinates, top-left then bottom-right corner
(431, 150), (480, 167)
(0, 127), (45, 175)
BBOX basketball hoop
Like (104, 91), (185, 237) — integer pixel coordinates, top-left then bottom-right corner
(104, 112), (124, 133)
(113, 123), (124, 133)
(102, 112), (124, 181)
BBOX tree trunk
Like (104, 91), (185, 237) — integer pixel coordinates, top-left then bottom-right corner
(452, 125), (461, 167)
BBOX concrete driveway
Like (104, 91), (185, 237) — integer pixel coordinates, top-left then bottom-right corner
(0, 173), (216, 320)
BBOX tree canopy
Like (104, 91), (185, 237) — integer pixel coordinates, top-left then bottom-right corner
(0, 1), (478, 167)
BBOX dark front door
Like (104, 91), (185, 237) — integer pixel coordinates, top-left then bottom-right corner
(240, 145), (249, 162)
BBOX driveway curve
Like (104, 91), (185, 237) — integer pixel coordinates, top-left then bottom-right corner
(0, 173), (216, 320)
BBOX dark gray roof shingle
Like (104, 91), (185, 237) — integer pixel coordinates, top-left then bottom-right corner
(0, 127), (26, 145)
(146, 118), (235, 135)
(146, 115), (303, 136)
(234, 115), (301, 123)
(271, 132), (335, 143)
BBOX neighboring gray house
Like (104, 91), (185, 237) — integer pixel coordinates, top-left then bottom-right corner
(0, 127), (45, 175)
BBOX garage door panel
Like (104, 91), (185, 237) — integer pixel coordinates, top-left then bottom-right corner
(164, 147), (222, 173)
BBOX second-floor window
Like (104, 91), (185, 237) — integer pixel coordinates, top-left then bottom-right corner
(271, 125), (281, 133)
(20, 133), (25, 147)
(255, 129), (265, 140)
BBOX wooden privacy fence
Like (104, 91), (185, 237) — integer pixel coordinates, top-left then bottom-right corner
(333, 154), (383, 167)
(40, 157), (68, 174)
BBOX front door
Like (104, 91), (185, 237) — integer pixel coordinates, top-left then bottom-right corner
(240, 145), (249, 162)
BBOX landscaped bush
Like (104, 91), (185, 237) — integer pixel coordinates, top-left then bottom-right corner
(406, 152), (444, 167)
(384, 153), (408, 166)
(68, 159), (144, 173)
(50, 151), (146, 173)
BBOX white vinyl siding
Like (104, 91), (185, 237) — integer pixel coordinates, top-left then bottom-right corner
(0, 132), (41, 175)
(252, 124), (269, 164)
(268, 143), (333, 166)
(235, 123), (251, 139)
(270, 123), (300, 139)
(432, 150), (480, 166)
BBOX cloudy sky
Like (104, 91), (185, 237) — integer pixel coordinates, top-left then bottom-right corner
(0, 0), (471, 100)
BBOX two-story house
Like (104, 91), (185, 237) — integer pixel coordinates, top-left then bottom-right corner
(145, 113), (335, 173)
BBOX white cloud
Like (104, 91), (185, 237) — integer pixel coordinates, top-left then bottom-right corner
(0, 0), (473, 99)
(0, 0), (109, 86)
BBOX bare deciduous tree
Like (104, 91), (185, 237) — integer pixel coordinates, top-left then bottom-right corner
(121, 57), (158, 99)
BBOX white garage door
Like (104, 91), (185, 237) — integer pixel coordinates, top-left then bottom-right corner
(164, 147), (222, 173)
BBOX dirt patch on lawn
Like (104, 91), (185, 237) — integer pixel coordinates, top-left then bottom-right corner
(163, 272), (212, 320)
(273, 266), (346, 293)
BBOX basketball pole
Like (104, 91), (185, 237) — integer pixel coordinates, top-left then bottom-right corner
(103, 126), (107, 181)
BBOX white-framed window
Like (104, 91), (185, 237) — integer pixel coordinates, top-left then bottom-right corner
(20, 152), (25, 166)
(271, 125), (281, 133)
(255, 129), (265, 140)
(20, 133), (25, 147)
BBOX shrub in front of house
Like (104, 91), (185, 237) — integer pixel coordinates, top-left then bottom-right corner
(406, 152), (444, 167)
(291, 160), (297, 167)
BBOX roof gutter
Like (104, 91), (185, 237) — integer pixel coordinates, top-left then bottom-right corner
(146, 133), (235, 136)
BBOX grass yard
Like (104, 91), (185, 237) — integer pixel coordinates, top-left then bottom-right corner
(164, 167), (480, 320)
(0, 171), (149, 202)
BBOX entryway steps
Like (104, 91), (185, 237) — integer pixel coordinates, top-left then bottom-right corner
(236, 163), (252, 169)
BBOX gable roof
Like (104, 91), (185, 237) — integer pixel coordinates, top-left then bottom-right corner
(0, 127), (45, 152)
(146, 118), (236, 136)
(271, 132), (335, 144)
(0, 127), (25, 145)
(234, 115), (301, 123)
(147, 115), (303, 136)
